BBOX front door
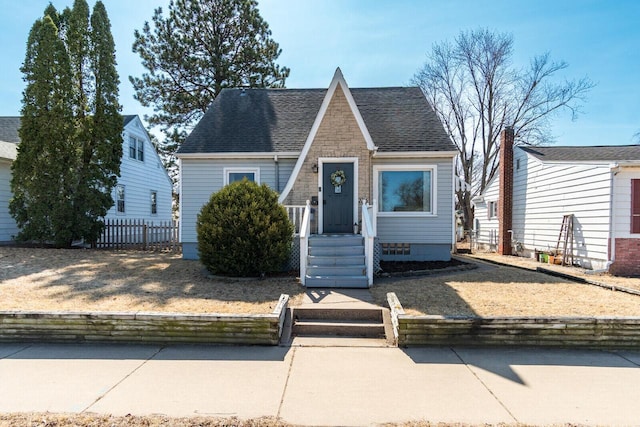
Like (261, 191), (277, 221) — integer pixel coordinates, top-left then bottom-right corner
(323, 162), (354, 233)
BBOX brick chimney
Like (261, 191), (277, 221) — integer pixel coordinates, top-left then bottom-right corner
(498, 126), (514, 255)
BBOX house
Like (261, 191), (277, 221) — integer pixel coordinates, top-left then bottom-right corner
(0, 117), (20, 242)
(0, 115), (172, 243)
(104, 115), (173, 222)
(472, 127), (640, 277)
(177, 68), (458, 287)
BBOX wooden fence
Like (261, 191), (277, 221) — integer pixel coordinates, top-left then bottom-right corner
(94, 219), (180, 252)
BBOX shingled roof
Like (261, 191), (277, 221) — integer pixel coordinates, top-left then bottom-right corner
(178, 86), (455, 154)
(0, 116), (20, 144)
(520, 145), (640, 162)
(0, 117), (20, 160)
(0, 115), (143, 161)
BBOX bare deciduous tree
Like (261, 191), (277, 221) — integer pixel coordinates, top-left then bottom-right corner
(413, 29), (594, 229)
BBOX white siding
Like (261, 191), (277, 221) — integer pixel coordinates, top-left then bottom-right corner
(104, 117), (173, 222)
(373, 157), (454, 245)
(612, 166), (640, 239)
(512, 147), (612, 269)
(180, 157), (294, 244)
(0, 160), (18, 241)
(472, 175), (499, 249)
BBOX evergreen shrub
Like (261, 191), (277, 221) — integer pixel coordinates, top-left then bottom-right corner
(197, 180), (293, 277)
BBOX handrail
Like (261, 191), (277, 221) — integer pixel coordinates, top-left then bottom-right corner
(361, 199), (377, 286)
(299, 200), (312, 285)
(283, 205), (306, 234)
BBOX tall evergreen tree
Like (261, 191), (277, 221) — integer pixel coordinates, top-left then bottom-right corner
(10, 1), (122, 247)
(130, 0), (290, 183)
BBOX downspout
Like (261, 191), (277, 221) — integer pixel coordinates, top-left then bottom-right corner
(589, 164), (619, 275)
(607, 164), (619, 270)
(274, 154), (280, 192)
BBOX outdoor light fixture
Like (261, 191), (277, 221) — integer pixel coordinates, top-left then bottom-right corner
(312, 163), (318, 173)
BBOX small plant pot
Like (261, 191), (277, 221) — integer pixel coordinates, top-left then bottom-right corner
(548, 255), (555, 264)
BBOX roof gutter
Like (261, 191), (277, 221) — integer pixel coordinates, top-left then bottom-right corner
(176, 151), (300, 160)
(372, 150), (458, 158)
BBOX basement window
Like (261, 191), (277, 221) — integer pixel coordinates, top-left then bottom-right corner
(381, 243), (411, 256)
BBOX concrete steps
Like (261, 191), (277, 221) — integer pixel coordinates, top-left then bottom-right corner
(292, 307), (386, 339)
(305, 235), (368, 288)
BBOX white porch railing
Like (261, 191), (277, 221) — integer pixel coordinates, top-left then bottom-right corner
(298, 200), (312, 285)
(361, 199), (377, 286)
(284, 205), (306, 234)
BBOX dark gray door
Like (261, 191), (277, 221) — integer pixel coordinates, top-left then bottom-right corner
(323, 162), (354, 233)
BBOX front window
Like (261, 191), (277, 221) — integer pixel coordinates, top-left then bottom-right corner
(116, 185), (125, 214)
(224, 168), (260, 185)
(375, 166), (434, 215)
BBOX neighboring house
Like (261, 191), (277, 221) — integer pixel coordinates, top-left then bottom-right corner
(0, 117), (20, 242)
(177, 68), (457, 286)
(104, 115), (173, 222)
(471, 174), (500, 252)
(0, 115), (172, 243)
(473, 127), (640, 276)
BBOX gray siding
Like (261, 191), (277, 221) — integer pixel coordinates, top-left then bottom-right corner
(180, 157), (295, 250)
(373, 157), (454, 246)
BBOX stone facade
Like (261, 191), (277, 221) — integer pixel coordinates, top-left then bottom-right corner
(283, 86), (373, 209)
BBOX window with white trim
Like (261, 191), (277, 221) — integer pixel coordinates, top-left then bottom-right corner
(150, 191), (157, 215)
(224, 167), (260, 185)
(129, 136), (144, 161)
(632, 179), (640, 234)
(374, 165), (435, 215)
(488, 200), (498, 219)
(116, 185), (125, 214)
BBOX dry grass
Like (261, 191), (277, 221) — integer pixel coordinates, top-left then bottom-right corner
(371, 262), (640, 317)
(0, 413), (569, 427)
(2, 247), (640, 318)
(0, 413), (288, 427)
(0, 247), (305, 314)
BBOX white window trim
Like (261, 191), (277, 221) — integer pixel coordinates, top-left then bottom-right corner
(373, 164), (437, 217)
(488, 200), (498, 219)
(223, 167), (261, 185)
(116, 184), (125, 215)
(128, 135), (144, 162)
(150, 190), (158, 216)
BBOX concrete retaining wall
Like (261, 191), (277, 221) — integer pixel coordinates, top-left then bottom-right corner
(0, 295), (289, 346)
(387, 293), (640, 349)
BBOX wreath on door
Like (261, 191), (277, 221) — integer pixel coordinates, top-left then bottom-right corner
(330, 170), (347, 187)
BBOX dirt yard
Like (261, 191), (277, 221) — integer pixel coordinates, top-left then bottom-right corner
(1, 247), (640, 317)
(371, 256), (640, 317)
(0, 247), (305, 314)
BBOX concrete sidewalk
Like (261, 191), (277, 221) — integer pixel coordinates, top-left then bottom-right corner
(1, 342), (639, 426)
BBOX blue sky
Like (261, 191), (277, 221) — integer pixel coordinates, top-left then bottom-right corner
(1, 0), (638, 146)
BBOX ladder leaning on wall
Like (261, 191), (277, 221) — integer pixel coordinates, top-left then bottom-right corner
(555, 214), (574, 266)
